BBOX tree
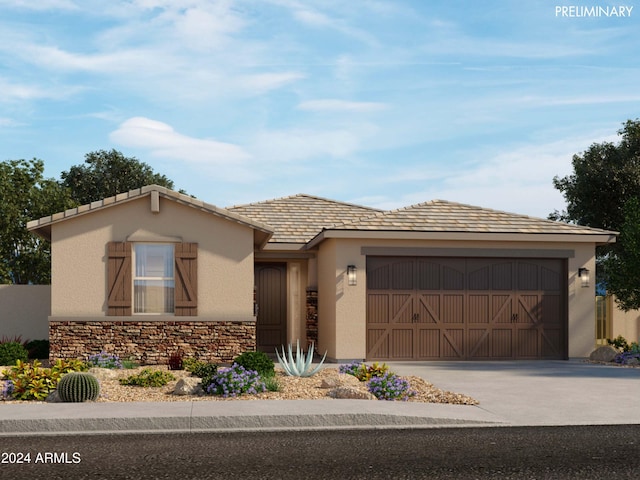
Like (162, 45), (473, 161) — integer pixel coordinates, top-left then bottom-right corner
(60, 149), (175, 205)
(602, 197), (640, 310)
(551, 119), (640, 305)
(0, 159), (76, 284)
(550, 119), (640, 232)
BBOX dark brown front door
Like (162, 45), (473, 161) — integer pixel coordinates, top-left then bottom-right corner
(255, 263), (287, 351)
(366, 257), (566, 360)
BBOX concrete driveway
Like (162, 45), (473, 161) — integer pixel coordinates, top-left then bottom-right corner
(387, 360), (640, 426)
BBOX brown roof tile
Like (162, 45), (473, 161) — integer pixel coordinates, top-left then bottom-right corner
(227, 194), (382, 243)
(331, 200), (616, 235)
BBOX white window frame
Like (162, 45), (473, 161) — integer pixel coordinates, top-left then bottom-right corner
(132, 243), (175, 315)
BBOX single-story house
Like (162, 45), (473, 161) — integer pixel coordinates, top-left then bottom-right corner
(27, 185), (616, 363)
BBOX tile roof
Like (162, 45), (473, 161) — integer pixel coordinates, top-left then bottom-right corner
(329, 200), (616, 235)
(227, 194), (382, 243)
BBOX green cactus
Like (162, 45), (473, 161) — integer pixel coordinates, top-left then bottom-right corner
(57, 372), (100, 402)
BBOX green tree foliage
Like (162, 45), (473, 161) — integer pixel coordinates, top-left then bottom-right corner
(0, 159), (76, 284)
(551, 119), (640, 231)
(602, 197), (640, 310)
(60, 149), (175, 205)
(551, 119), (640, 304)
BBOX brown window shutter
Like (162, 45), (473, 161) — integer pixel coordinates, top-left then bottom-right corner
(175, 243), (198, 316)
(107, 242), (132, 315)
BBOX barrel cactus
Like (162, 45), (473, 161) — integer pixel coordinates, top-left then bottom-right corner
(57, 372), (100, 402)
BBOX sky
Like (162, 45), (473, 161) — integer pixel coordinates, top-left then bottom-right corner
(1, 0), (639, 219)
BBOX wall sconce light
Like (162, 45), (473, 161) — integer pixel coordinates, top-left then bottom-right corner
(347, 265), (357, 286)
(578, 268), (590, 288)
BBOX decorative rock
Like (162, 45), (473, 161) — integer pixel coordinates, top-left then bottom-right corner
(328, 386), (376, 400)
(320, 374), (362, 389)
(626, 357), (640, 366)
(46, 390), (62, 403)
(589, 345), (619, 363)
(88, 367), (120, 380)
(173, 377), (204, 396)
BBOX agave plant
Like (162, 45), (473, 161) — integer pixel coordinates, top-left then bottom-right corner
(275, 340), (327, 377)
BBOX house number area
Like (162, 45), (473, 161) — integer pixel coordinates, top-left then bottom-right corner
(1, 451), (82, 464)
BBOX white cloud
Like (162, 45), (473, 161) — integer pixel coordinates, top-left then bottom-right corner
(0, 78), (82, 102)
(297, 99), (387, 112)
(237, 72), (306, 95)
(110, 117), (253, 180)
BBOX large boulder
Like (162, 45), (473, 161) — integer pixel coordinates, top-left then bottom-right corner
(173, 377), (204, 396)
(589, 345), (619, 363)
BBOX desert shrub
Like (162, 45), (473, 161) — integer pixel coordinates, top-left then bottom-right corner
(608, 335), (631, 352)
(119, 369), (175, 387)
(339, 361), (390, 382)
(24, 340), (49, 359)
(233, 351), (275, 378)
(205, 363), (266, 397)
(263, 375), (281, 392)
(1, 358), (87, 401)
(0, 342), (29, 366)
(87, 351), (123, 369)
(50, 358), (89, 374)
(367, 372), (416, 401)
(2, 360), (58, 401)
(190, 362), (217, 379)
(121, 358), (140, 369)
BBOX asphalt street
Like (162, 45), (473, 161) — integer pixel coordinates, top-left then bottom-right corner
(2, 425), (639, 479)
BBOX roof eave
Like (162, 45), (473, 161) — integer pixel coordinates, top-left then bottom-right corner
(305, 229), (618, 248)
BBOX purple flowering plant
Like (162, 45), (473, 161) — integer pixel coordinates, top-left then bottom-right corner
(87, 351), (123, 369)
(338, 360), (363, 376)
(206, 363), (266, 398)
(1, 379), (14, 399)
(367, 372), (416, 401)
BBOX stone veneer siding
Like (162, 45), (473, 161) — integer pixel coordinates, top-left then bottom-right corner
(49, 320), (256, 365)
(306, 288), (318, 351)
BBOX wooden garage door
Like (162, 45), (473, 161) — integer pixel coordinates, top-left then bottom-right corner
(366, 257), (566, 360)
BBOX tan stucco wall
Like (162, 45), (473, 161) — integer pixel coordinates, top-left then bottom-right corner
(610, 298), (640, 343)
(0, 285), (51, 340)
(316, 237), (600, 360)
(50, 195), (255, 320)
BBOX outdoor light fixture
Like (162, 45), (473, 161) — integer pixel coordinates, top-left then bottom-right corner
(578, 268), (590, 288)
(347, 265), (357, 286)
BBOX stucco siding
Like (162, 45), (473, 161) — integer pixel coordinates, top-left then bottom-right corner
(50, 195), (255, 320)
(0, 285), (50, 340)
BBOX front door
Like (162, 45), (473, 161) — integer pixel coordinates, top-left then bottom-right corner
(255, 263), (287, 351)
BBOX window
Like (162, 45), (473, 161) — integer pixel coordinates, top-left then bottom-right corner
(107, 241), (197, 316)
(133, 244), (175, 314)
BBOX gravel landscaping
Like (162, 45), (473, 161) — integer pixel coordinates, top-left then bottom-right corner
(1, 364), (478, 405)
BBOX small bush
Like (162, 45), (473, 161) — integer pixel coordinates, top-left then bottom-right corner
(24, 340), (49, 360)
(2, 360), (64, 401)
(205, 363), (266, 397)
(1, 359), (88, 401)
(339, 361), (390, 382)
(367, 372), (416, 401)
(263, 376), (280, 392)
(0, 342), (29, 366)
(50, 358), (89, 374)
(190, 362), (218, 379)
(121, 358), (140, 369)
(168, 352), (183, 370)
(87, 351), (123, 369)
(119, 369), (175, 387)
(608, 335), (630, 352)
(233, 351), (275, 378)
(339, 360), (363, 376)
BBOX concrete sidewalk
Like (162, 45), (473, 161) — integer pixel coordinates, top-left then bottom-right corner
(0, 360), (638, 436)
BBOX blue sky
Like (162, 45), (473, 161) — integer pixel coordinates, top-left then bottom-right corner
(1, 0), (638, 218)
